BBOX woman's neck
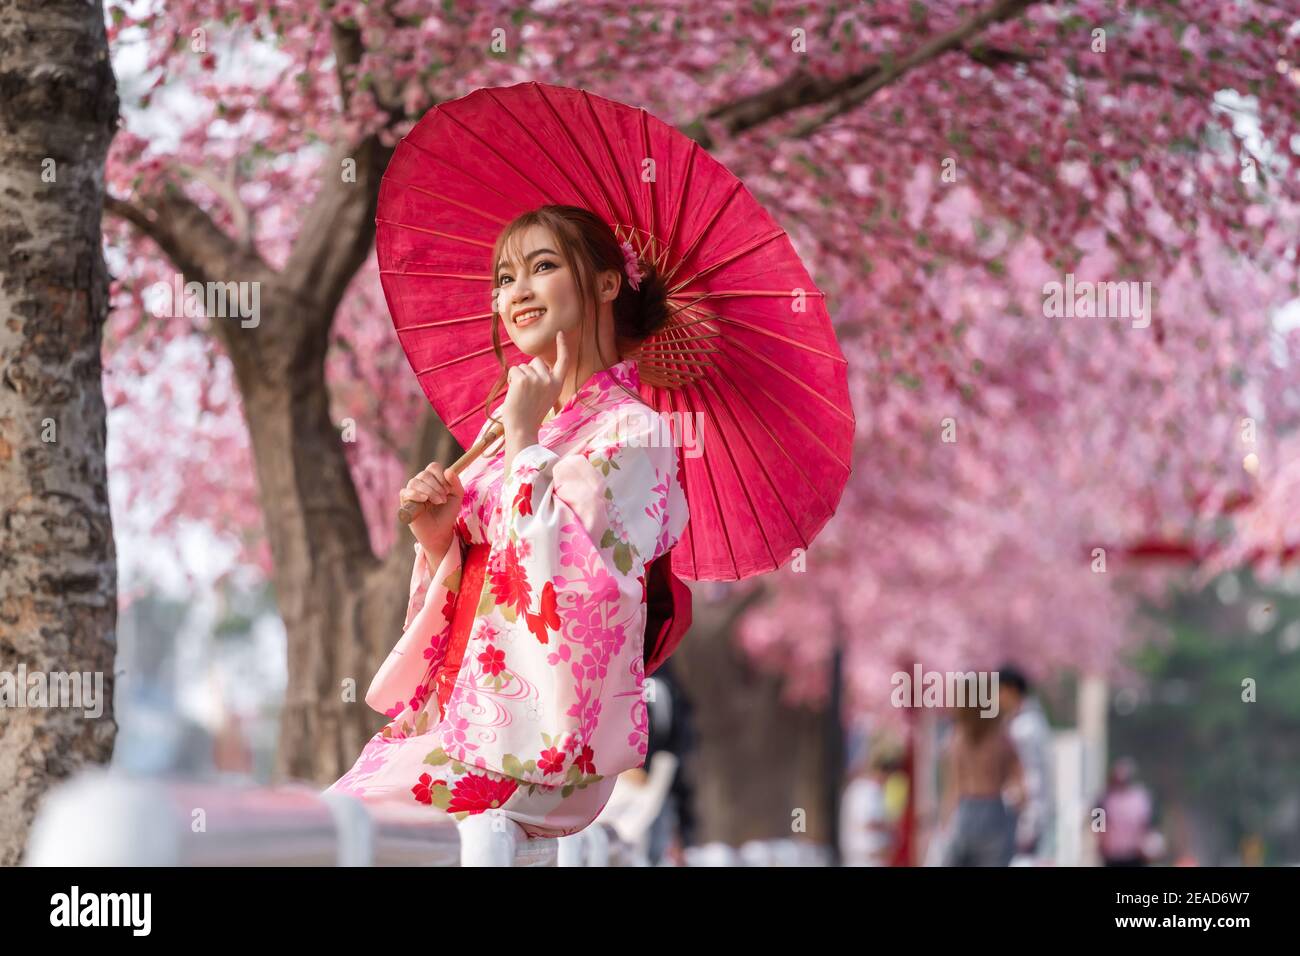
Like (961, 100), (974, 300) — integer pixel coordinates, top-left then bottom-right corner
(556, 358), (611, 407)
(552, 313), (619, 407)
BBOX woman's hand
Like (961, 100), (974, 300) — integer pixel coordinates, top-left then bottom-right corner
(400, 461), (464, 557)
(501, 329), (572, 458)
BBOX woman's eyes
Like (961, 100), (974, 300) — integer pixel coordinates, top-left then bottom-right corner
(498, 261), (555, 284)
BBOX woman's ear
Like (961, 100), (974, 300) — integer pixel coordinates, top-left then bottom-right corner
(598, 267), (621, 303)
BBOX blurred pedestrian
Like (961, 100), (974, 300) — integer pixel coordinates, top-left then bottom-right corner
(939, 703), (1024, 866)
(840, 746), (897, 866)
(644, 659), (698, 865)
(1095, 757), (1157, 866)
(998, 665), (1056, 863)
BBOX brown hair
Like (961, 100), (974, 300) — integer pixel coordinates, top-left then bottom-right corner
(482, 204), (670, 430)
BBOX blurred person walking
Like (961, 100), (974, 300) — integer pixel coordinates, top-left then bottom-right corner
(999, 665), (1056, 863)
(644, 659), (698, 866)
(1095, 758), (1158, 867)
(938, 703), (1024, 867)
(840, 747), (897, 866)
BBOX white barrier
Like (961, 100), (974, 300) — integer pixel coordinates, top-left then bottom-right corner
(22, 769), (633, 867)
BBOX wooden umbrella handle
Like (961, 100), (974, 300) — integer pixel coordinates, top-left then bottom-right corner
(397, 420), (505, 525)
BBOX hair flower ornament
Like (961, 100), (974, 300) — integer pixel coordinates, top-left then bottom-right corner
(620, 239), (644, 292)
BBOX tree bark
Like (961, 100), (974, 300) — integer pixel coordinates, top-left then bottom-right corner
(0, 0), (120, 865)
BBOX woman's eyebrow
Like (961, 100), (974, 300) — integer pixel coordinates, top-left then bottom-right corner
(498, 247), (559, 271)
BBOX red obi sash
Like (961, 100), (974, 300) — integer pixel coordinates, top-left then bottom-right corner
(432, 542), (490, 722)
(643, 549), (692, 677)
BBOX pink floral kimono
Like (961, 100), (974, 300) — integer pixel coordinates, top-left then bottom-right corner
(327, 358), (689, 838)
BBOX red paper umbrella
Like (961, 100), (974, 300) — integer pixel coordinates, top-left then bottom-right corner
(376, 81), (853, 581)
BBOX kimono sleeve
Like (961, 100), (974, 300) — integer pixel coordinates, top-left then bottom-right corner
(363, 528), (463, 720)
(452, 409), (687, 785)
(365, 414), (497, 722)
(502, 420), (685, 575)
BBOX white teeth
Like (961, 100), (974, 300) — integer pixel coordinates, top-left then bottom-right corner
(515, 308), (545, 322)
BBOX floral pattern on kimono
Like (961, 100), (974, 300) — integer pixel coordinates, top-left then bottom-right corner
(330, 358), (689, 827)
(446, 360), (688, 785)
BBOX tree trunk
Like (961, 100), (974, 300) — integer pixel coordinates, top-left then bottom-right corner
(218, 283), (456, 782)
(104, 118), (416, 784)
(672, 587), (838, 847)
(105, 118), (453, 785)
(0, 0), (120, 865)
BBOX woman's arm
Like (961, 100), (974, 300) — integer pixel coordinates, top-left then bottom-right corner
(408, 509), (455, 565)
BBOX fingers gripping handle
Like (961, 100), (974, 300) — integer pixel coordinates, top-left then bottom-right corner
(397, 420), (506, 525)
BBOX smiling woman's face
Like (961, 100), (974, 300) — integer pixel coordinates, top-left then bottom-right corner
(494, 224), (586, 357)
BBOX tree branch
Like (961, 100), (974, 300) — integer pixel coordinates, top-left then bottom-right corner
(791, 0), (1040, 137)
(699, 69), (867, 143)
(332, 20), (365, 115)
(700, 48), (1030, 138)
(177, 161), (255, 252)
(280, 135), (393, 323)
(278, 21), (408, 334)
(103, 186), (268, 289)
(696, 11), (1220, 153)
(693, 1), (1042, 146)
(329, 19), (405, 117)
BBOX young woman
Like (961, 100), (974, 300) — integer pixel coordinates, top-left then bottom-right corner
(327, 205), (689, 845)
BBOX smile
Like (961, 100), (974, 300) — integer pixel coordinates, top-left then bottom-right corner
(514, 308), (545, 327)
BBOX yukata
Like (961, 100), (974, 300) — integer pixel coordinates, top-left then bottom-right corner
(327, 358), (689, 839)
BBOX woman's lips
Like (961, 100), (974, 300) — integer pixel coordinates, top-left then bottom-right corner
(514, 308), (545, 328)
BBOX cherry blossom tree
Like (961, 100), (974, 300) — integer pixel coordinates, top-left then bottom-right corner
(100, 0), (1299, 842)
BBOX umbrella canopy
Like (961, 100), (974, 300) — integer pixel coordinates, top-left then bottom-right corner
(376, 81), (853, 581)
